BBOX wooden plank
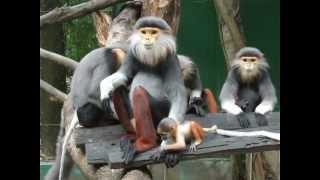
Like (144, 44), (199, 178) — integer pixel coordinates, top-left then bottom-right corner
(74, 112), (280, 145)
(106, 125), (279, 169)
(84, 124), (279, 166)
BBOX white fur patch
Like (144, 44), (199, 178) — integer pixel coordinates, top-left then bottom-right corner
(100, 72), (127, 100)
(221, 100), (243, 115)
(129, 31), (176, 66)
(255, 101), (274, 114)
(190, 90), (202, 98)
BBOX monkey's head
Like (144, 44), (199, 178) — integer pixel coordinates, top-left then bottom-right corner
(232, 47), (269, 83)
(157, 118), (178, 140)
(129, 16), (176, 66)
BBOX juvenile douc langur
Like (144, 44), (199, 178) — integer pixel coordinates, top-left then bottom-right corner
(153, 118), (217, 155)
(219, 47), (277, 127)
(100, 16), (188, 164)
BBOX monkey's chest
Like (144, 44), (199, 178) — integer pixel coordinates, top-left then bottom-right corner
(130, 72), (166, 99)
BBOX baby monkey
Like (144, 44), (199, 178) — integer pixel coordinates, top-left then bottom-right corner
(156, 118), (216, 153)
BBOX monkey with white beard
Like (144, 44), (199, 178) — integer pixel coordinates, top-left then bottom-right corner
(219, 47), (277, 127)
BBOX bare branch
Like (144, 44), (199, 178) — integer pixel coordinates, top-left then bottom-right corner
(40, 0), (130, 28)
(40, 79), (68, 102)
(40, 48), (78, 70)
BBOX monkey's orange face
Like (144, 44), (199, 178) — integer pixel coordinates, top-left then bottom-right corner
(139, 27), (161, 49)
(240, 56), (259, 72)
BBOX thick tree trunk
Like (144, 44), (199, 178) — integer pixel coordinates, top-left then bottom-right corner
(40, 0), (67, 159)
(213, 1), (279, 180)
(142, 0), (181, 35)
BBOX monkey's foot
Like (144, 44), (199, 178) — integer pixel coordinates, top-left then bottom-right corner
(164, 152), (181, 168)
(120, 135), (135, 152)
(236, 113), (251, 128)
(122, 142), (137, 164)
(101, 98), (112, 114)
(187, 144), (198, 153)
(255, 113), (268, 126)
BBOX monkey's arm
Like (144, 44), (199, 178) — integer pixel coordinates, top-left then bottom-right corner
(219, 70), (243, 115)
(165, 55), (188, 122)
(255, 72), (278, 114)
(100, 53), (138, 100)
(161, 131), (187, 151)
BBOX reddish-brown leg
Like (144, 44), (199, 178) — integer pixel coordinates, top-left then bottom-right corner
(203, 88), (219, 113)
(190, 121), (205, 143)
(132, 86), (158, 152)
(112, 90), (136, 139)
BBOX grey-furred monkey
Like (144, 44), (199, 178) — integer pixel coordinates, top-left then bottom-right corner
(99, 16), (188, 164)
(219, 47), (277, 127)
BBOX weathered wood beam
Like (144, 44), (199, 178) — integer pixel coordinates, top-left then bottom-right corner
(40, 0), (130, 28)
(40, 48), (78, 70)
(74, 112), (280, 145)
(40, 79), (68, 102)
(73, 112), (279, 168)
(107, 128), (279, 169)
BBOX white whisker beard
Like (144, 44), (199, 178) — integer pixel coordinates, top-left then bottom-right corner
(129, 32), (176, 66)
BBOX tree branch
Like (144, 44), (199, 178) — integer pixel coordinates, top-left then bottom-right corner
(213, 0), (246, 68)
(40, 79), (68, 102)
(40, 48), (78, 70)
(40, 0), (130, 28)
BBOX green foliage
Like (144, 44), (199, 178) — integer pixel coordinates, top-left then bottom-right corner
(63, 0), (98, 61)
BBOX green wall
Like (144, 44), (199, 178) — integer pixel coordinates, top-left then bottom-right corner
(177, 0), (280, 110)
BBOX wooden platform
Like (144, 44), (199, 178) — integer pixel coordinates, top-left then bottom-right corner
(74, 112), (280, 169)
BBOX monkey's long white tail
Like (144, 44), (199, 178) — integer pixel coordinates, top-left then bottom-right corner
(203, 125), (280, 141)
(59, 113), (78, 180)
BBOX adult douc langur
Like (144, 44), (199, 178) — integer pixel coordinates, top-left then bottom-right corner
(99, 16), (189, 164)
(219, 47), (277, 127)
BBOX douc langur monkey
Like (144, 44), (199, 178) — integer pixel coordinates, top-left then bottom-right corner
(100, 16), (188, 164)
(154, 118), (217, 153)
(58, 46), (131, 180)
(219, 47), (277, 127)
(178, 55), (218, 115)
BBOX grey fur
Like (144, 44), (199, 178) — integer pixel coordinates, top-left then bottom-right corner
(219, 47), (277, 114)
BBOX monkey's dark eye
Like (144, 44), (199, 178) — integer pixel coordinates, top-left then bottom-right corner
(151, 30), (157, 35)
(250, 58), (256, 62)
(141, 30), (146, 34)
(243, 58), (248, 62)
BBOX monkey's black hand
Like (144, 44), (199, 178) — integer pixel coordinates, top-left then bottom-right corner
(236, 99), (249, 112)
(188, 143), (198, 153)
(188, 97), (206, 116)
(120, 136), (134, 152)
(150, 147), (166, 161)
(189, 96), (203, 106)
(255, 113), (268, 126)
(164, 152), (181, 168)
(122, 140), (137, 164)
(236, 113), (251, 128)
(101, 97), (112, 114)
